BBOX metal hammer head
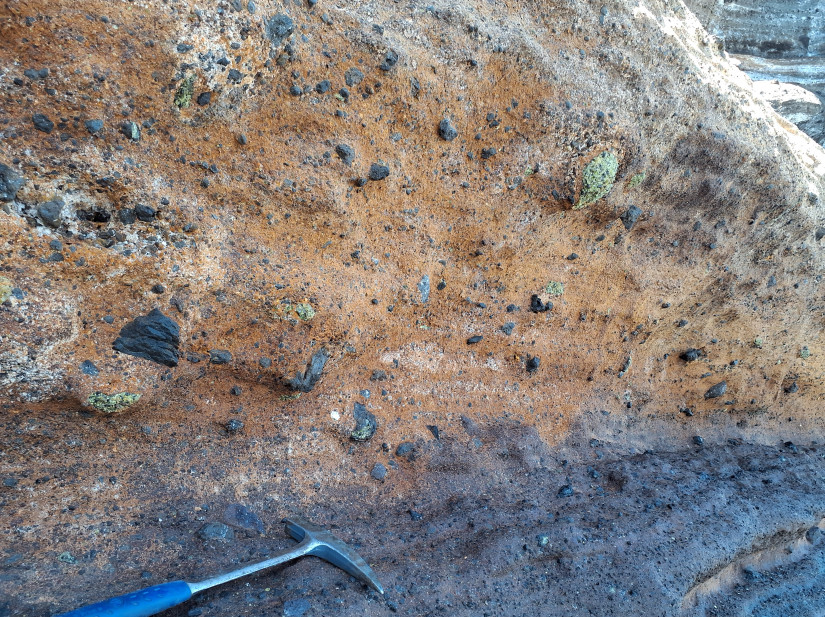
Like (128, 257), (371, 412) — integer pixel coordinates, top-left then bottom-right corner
(283, 516), (384, 594)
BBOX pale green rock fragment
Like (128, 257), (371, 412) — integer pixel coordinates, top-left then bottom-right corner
(575, 151), (619, 209)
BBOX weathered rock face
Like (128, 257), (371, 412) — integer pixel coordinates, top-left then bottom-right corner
(686, 0), (825, 58)
(1, 0), (825, 615)
(685, 0), (825, 143)
(751, 80), (823, 125)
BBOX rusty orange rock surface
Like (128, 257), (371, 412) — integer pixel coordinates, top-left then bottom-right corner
(3, 0), (824, 446)
(2, 0), (825, 612)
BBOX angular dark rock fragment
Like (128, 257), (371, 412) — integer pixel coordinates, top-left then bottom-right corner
(620, 205), (643, 230)
(344, 67), (364, 86)
(83, 119), (102, 134)
(704, 381), (727, 399)
(120, 121), (140, 141)
(287, 348), (329, 392)
(396, 442), (414, 456)
(37, 198), (64, 228)
(379, 49), (398, 71)
(134, 203), (156, 222)
(223, 503), (264, 534)
(0, 163), (24, 202)
(80, 360), (99, 376)
(76, 207), (111, 223)
(350, 402), (377, 442)
(370, 462), (387, 481)
(335, 144), (355, 164)
(209, 349), (232, 364)
(112, 308), (180, 367)
(225, 419), (243, 432)
(438, 118), (458, 141)
(680, 348), (703, 362)
(368, 163), (390, 181)
(529, 294), (552, 313)
(197, 522), (234, 542)
(265, 14), (294, 47)
(32, 113), (54, 133)
(118, 208), (136, 224)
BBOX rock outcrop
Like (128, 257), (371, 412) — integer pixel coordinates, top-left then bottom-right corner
(751, 79), (822, 124)
(2, 0), (825, 615)
(685, 0), (825, 143)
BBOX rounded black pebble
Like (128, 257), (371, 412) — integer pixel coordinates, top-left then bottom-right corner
(467, 335), (483, 345)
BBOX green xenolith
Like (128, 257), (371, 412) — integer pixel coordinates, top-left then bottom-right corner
(295, 302), (316, 321)
(545, 281), (565, 296)
(627, 172), (646, 188)
(87, 392), (141, 413)
(575, 151), (619, 209)
(174, 75), (195, 108)
(0, 276), (12, 304)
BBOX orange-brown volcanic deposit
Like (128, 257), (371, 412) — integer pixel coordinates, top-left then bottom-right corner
(2, 1), (825, 615)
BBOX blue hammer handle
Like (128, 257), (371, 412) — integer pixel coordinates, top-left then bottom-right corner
(54, 581), (192, 617)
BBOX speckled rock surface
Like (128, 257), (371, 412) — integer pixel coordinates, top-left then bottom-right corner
(1, 1), (825, 615)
